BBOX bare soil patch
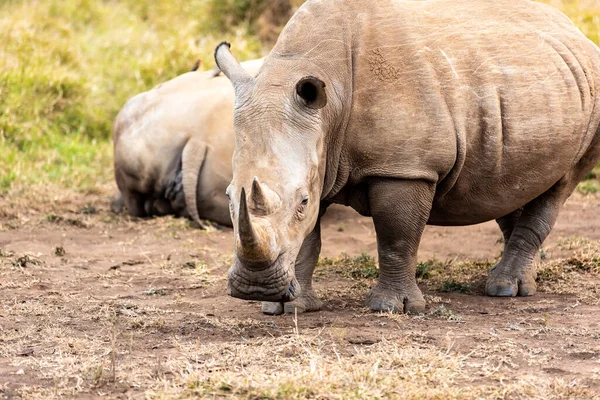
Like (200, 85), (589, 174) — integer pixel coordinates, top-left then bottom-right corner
(1, 191), (600, 399)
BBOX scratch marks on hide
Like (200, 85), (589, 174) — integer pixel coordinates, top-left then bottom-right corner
(368, 49), (400, 82)
(440, 49), (459, 79)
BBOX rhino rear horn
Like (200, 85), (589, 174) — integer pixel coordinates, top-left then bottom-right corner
(250, 176), (280, 215)
(214, 42), (255, 95)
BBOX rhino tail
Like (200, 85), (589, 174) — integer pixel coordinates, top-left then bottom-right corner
(181, 138), (209, 229)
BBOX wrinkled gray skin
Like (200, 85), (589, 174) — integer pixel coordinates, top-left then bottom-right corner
(216, 0), (600, 315)
(112, 58), (263, 228)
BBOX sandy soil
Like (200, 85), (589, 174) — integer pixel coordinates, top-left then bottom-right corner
(1, 192), (600, 398)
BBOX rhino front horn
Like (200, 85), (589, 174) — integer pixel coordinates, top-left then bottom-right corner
(214, 42), (255, 95)
(236, 187), (276, 267)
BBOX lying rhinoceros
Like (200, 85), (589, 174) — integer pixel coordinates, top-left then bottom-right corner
(112, 58), (263, 228)
(214, 0), (600, 314)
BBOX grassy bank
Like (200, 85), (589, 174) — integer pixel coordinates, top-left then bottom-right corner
(0, 0), (265, 194)
(0, 0), (599, 196)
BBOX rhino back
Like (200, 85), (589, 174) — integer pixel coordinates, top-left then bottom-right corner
(280, 0), (600, 223)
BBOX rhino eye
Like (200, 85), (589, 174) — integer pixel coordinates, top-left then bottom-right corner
(300, 195), (309, 206)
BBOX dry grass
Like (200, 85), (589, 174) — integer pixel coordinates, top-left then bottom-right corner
(536, 237), (600, 304)
(2, 218), (600, 398)
(3, 300), (599, 399)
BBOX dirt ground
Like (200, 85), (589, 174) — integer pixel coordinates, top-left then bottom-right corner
(1, 191), (600, 399)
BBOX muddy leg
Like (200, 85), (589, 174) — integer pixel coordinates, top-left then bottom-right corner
(496, 208), (523, 254)
(262, 218), (323, 315)
(365, 179), (435, 314)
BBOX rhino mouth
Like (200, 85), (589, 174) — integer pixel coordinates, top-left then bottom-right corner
(227, 277), (299, 302)
(227, 253), (300, 302)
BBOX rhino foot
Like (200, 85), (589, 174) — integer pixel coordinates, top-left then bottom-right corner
(366, 283), (425, 314)
(485, 264), (536, 297)
(261, 290), (323, 315)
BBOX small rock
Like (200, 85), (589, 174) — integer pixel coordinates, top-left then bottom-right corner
(117, 308), (139, 317)
(348, 338), (379, 345)
(17, 348), (34, 357)
(261, 302), (284, 315)
(122, 260), (144, 266)
(143, 288), (167, 296)
(79, 205), (97, 215)
(55, 246), (66, 257)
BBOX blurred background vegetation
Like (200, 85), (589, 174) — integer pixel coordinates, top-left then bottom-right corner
(0, 0), (599, 197)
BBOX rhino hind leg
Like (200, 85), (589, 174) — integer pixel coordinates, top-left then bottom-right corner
(262, 219), (324, 315)
(485, 197), (553, 297)
(486, 132), (600, 297)
(495, 208), (523, 254)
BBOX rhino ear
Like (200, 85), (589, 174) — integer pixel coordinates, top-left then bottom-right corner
(295, 76), (327, 109)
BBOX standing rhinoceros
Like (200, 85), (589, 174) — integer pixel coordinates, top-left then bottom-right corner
(112, 58), (263, 228)
(214, 0), (600, 314)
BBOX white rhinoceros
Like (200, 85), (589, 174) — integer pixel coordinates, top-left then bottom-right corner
(112, 58), (263, 228)
(215, 0), (600, 314)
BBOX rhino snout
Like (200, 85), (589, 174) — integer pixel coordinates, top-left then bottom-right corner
(227, 266), (300, 303)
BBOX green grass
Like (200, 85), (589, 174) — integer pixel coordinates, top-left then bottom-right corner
(539, 0), (600, 45)
(577, 163), (600, 194)
(0, 0), (598, 196)
(318, 252), (379, 279)
(439, 279), (471, 294)
(0, 0), (265, 194)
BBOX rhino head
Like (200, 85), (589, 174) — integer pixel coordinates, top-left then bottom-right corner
(215, 42), (343, 302)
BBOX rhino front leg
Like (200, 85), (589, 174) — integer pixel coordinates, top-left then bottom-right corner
(366, 178), (435, 314)
(262, 216), (323, 315)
